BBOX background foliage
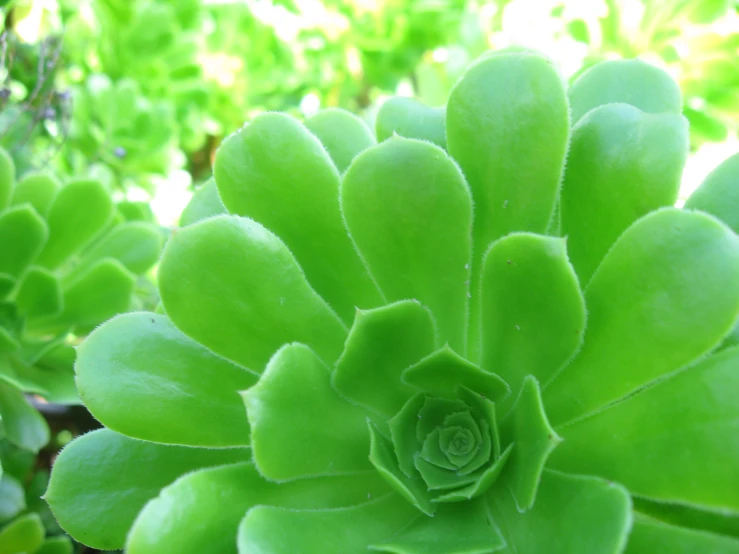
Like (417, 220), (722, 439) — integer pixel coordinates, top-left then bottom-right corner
(2, 0), (738, 198)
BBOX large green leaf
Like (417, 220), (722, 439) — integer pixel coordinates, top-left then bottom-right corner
(341, 137), (472, 352)
(159, 215), (347, 373)
(238, 494), (419, 554)
(625, 514), (739, 554)
(560, 104), (688, 283)
(568, 59), (682, 123)
(684, 153), (739, 234)
(214, 112), (382, 323)
(447, 52), (569, 245)
(76, 312), (256, 447)
(45, 429), (249, 550)
(544, 209), (739, 425)
(128, 462), (392, 554)
(487, 470), (632, 553)
(304, 108), (376, 173)
(446, 52), (569, 357)
(633, 497), (739, 539)
(550, 346), (739, 513)
(333, 300), (437, 418)
(36, 180), (114, 270)
(480, 234), (584, 405)
(244, 343), (372, 480)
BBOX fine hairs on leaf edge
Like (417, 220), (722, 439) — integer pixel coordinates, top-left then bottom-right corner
(477, 231), (588, 413)
(543, 207), (739, 428)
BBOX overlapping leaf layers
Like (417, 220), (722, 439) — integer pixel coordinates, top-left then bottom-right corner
(46, 51), (739, 553)
(0, 147), (162, 553)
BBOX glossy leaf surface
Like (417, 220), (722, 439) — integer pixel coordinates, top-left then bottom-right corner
(447, 51), (569, 358)
(373, 499), (506, 553)
(551, 346), (739, 513)
(342, 137), (472, 352)
(159, 215), (347, 372)
(333, 300), (436, 418)
(76, 312), (256, 447)
(487, 470), (632, 554)
(238, 494), (419, 554)
(625, 514), (739, 554)
(45, 429), (248, 550)
(561, 104), (688, 283)
(447, 51), (569, 260)
(480, 234), (584, 403)
(128, 462), (392, 554)
(568, 59), (682, 123)
(545, 209), (739, 425)
(215, 112), (382, 322)
(244, 344), (372, 480)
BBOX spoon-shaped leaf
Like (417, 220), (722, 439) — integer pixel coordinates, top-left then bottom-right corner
(545, 209), (739, 425)
(45, 429), (249, 550)
(214, 113), (382, 322)
(76, 312), (256, 448)
(159, 215), (347, 372)
(342, 137), (472, 352)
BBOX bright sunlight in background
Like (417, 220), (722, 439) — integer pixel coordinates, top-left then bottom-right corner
(3, 0), (739, 223)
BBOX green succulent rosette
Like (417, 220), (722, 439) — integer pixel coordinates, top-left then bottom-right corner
(0, 146), (163, 553)
(46, 50), (739, 553)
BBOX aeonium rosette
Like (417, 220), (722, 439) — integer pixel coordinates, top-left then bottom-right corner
(44, 50), (739, 554)
(244, 300), (517, 518)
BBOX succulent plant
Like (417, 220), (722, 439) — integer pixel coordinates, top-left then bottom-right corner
(46, 50), (739, 553)
(0, 146), (162, 553)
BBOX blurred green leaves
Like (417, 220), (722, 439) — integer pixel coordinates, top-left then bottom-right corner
(4, 0), (738, 196)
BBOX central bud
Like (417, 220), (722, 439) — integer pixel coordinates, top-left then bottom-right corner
(444, 427), (476, 459)
(358, 327), (512, 516)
